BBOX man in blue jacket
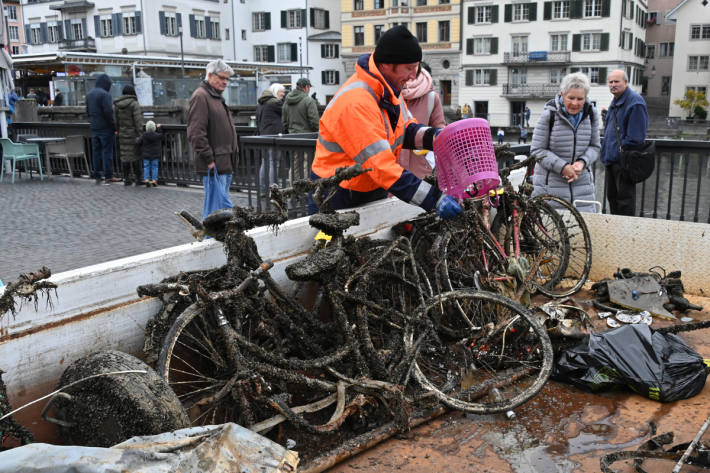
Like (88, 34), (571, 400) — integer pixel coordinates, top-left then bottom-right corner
(600, 69), (649, 216)
(86, 73), (119, 184)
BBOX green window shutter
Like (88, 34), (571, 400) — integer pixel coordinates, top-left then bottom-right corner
(265, 12), (271, 30)
(321, 44), (326, 57)
(465, 69), (473, 86)
(598, 67), (607, 83)
(490, 37), (498, 54)
(301, 9), (307, 27)
(629, 33), (633, 49)
(630, 2), (634, 19)
(281, 11), (286, 28)
(600, 33), (609, 51)
(504, 5), (512, 22)
(601, 0), (611, 17)
(491, 5), (499, 23)
(267, 45), (275, 62)
(466, 37), (473, 54)
(291, 43), (297, 61)
(572, 34), (581, 51)
(467, 6), (474, 24)
(489, 69), (497, 85)
(570, 67), (579, 73)
(543, 1), (552, 20)
(529, 3), (537, 21)
(570, 0), (583, 18)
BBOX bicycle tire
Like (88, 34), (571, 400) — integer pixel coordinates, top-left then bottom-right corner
(410, 289), (553, 414)
(530, 195), (592, 298)
(490, 198), (570, 295)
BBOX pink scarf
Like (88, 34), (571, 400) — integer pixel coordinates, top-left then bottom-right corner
(402, 69), (433, 101)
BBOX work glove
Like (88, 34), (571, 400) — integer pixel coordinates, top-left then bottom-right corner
(436, 194), (462, 220)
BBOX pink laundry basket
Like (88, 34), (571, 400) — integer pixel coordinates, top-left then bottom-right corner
(433, 118), (500, 200)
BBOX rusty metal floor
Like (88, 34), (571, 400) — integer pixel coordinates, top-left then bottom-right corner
(327, 291), (710, 473)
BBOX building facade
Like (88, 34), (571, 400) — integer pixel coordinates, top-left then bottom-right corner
(666, 0), (709, 118)
(461, 0), (648, 127)
(643, 0), (678, 117)
(231, 0), (344, 104)
(340, 0), (462, 111)
(4, 0), (25, 56)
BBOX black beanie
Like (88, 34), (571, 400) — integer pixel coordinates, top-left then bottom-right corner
(373, 25), (422, 64)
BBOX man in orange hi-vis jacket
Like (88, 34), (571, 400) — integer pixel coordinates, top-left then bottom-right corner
(310, 25), (461, 219)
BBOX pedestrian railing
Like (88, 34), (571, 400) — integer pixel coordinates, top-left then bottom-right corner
(9, 122), (710, 223)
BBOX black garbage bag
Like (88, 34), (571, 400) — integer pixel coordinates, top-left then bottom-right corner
(552, 324), (708, 402)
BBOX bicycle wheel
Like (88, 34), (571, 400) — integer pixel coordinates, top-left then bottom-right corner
(530, 194), (592, 298)
(491, 198), (570, 295)
(410, 290), (553, 413)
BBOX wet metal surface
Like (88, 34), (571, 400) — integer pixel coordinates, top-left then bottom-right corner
(328, 292), (710, 473)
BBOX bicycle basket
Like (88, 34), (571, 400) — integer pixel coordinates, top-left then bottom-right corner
(433, 118), (500, 199)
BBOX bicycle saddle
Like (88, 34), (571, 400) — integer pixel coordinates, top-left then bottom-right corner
(202, 209), (233, 240)
(285, 246), (345, 281)
(308, 211), (360, 236)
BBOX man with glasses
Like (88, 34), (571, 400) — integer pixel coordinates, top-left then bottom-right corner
(187, 59), (239, 218)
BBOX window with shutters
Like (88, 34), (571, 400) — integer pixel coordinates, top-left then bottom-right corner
(30, 25), (41, 44)
(254, 45), (269, 62)
(8, 25), (19, 41)
(549, 68), (567, 84)
(354, 0), (364, 10)
(471, 69), (494, 85)
(659, 42), (674, 57)
(513, 4), (529, 21)
(322, 44), (338, 58)
(688, 56), (709, 71)
(581, 32), (601, 51)
(686, 86), (707, 96)
(583, 0), (601, 18)
(211, 19), (220, 39)
(312, 8), (327, 29)
(164, 12), (178, 36)
(475, 6), (492, 23)
(690, 24), (710, 40)
(123, 14), (136, 35)
(323, 70), (339, 85)
(374, 24), (385, 43)
(473, 37), (493, 54)
(354, 25), (364, 46)
(277, 42), (296, 62)
(100, 16), (113, 37)
(286, 9), (302, 28)
(439, 20), (449, 42)
(550, 33), (568, 51)
(194, 16), (206, 38)
(416, 22), (427, 42)
(374, 0), (384, 8)
(552, 1), (569, 19)
(253, 12), (268, 31)
(71, 19), (84, 39)
(47, 23), (58, 42)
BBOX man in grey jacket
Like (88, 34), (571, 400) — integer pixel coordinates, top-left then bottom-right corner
(282, 78), (319, 133)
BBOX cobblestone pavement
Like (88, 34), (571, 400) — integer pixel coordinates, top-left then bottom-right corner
(0, 175), (251, 283)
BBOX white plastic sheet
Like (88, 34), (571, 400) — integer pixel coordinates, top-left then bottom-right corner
(0, 423), (298, 473)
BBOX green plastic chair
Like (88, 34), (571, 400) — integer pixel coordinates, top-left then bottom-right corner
(0, 138), (43, 184)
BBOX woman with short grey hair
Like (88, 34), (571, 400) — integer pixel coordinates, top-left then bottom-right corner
(530, 72), (600, 212)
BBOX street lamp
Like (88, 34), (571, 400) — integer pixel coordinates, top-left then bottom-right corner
(178, 25), (185, 79)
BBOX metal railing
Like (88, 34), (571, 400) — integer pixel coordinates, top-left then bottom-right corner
(8, 122), (710, 223)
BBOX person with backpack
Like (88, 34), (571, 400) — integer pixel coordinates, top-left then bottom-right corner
(530, 72), (600, 213)
(136, 120), (163, 187)
(398, 62), (445, 178)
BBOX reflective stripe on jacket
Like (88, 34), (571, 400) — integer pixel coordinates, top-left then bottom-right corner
(311, 53), (441, 211)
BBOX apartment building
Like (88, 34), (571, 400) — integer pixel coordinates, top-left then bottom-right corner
(21, 0), (229, 58)
(666, 0), (709, 118)
(340, 0), (462, 110)
(231, 0), (344, 104)
(643, 0), (677, 116)
(461, 0), (648, 127)
(4, 0), (24, 56)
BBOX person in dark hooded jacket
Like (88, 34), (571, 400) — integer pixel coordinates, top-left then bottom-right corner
(114, 85), (144, 185)
(86, 73), (118, 184)
(256, 83), (284, 194)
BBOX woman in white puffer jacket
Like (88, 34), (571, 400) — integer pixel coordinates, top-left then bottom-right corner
(530, 72), (600, 213)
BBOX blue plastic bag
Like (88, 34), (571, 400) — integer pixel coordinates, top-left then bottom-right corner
(202, 167), (233, 220)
